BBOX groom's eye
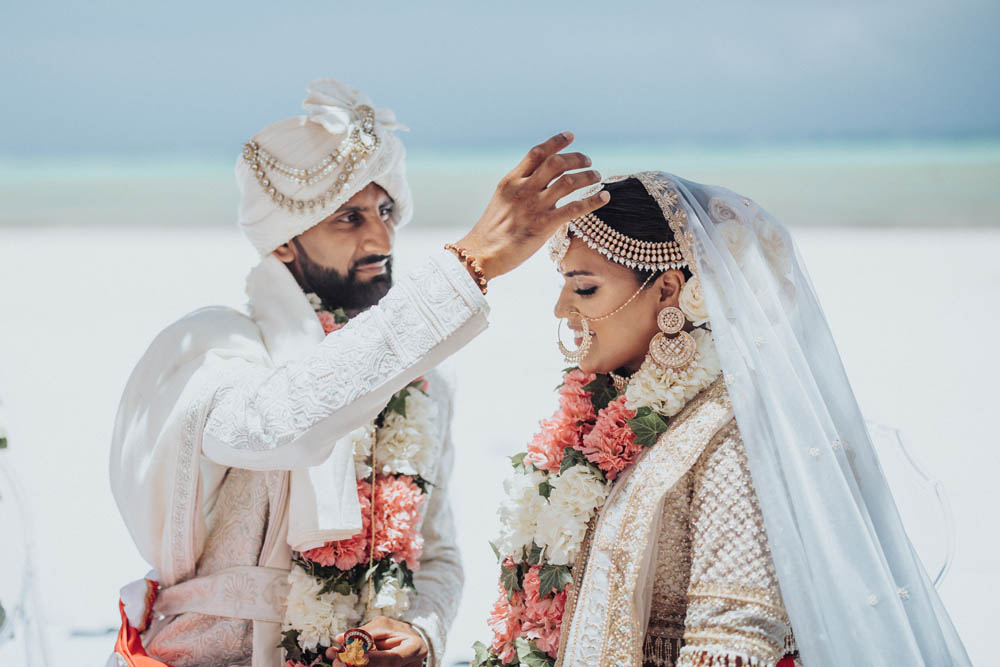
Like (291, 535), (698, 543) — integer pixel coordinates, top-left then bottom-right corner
(574, 286), (598, 296)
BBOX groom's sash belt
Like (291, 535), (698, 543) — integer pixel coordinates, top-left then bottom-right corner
(154, 565), (289, 623)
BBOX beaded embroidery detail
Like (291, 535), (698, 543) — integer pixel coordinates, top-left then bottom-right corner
(241, 105), (380, 215)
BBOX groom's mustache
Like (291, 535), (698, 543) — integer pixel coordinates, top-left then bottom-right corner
(352, 254), (392, 273)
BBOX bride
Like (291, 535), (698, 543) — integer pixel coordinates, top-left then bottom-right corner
(475, 173), (970, 666)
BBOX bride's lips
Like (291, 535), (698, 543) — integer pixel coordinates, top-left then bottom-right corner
(569, 327), (593, 347)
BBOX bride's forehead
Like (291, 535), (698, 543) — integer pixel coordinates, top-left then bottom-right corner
(561, 238), (631, 276)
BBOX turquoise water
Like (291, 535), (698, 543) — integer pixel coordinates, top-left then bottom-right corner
(2, 138), (998, 228)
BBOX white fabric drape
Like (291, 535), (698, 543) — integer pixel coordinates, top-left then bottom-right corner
(655, 172), (971, 666)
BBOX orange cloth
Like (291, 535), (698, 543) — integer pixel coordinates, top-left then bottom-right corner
(114, 599), (172, 667)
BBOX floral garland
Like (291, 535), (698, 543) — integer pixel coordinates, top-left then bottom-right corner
(281, 298), (440, 666)
(473, 328), (721, 667)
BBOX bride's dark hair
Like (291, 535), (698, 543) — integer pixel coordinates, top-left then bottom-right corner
(594, 177), (692, 283)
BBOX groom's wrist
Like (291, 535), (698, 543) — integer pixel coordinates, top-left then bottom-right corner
(406, 620), (431, 666)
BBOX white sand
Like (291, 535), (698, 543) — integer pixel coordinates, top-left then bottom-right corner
(0, 226), (997, 665)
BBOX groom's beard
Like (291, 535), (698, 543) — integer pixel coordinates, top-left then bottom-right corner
(293, 239), (393, 313)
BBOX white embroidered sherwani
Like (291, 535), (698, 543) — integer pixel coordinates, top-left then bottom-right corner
(110, 250), (489, 667)
(557, 380), (793, 667)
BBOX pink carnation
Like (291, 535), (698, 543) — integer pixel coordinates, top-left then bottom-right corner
(580, 396), (640, 480)
(525, 369), (598, 473)
(521, 565), (569, 658)
(558, 369), (596, 425)
(488, 581), (524, 664)
(301, 478), (372, 569)
(317, 311), (345, 335)
(371, 474), (426, 569)
(525, 413), (584, 473)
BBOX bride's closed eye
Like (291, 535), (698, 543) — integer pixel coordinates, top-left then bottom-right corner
(574, 286), (598, 296)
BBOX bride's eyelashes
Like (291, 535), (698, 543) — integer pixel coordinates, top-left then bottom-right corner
(574, 286), (598, 296)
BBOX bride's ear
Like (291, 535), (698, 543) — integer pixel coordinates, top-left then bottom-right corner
(658, 270), (686, 307)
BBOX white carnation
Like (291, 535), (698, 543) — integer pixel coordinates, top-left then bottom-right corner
(495, 468), (548, 558)
(283, 565), (362, 652)
(375, 389), (438, 479)
(625, 328), (722, 417)
(678, 276), (710, 327)
(361, 577), (411, 618)
(534, 466), (608, 566)
(348, 423), (376, 479)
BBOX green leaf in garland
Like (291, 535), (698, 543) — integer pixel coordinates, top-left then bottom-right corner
(412, 475), (435, 493)
(627, 406), (669, 446)
(558, 447), (606, 482)
(510, 452), (527, 471)
(385, 388), (409, 418)
(583, 374), (618, 412)
(559, 447), (587, 475)
(500, 560), (523, 600)
(397, 561), (415, 589)
(331, 308), (350, 324)
(472, 641), (503, 667)
(294, 554), (366, 596)
(537, 479), (553, 499)
(489, 541), (501, 562)
(514, 637), (556, 667)
(0, 436), (6, 450)
(526, 541), (544, 565)
(538, 563), (573, 598)
(278, 629), (305, 662)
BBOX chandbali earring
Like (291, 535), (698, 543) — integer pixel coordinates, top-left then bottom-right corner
(649, 306), (697, 369)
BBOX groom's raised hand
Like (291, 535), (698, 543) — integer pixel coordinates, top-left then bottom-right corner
(453, 132), (608, 282)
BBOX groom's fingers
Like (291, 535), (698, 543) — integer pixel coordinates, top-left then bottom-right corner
(547, 190), (611, 227)
(544, 169), (602, 204)
(527, 152), (592, 190)
(510, 132), (574, 178)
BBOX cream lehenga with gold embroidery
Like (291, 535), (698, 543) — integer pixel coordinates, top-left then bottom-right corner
(552, 173), (970, 666)
(556, 380), (790, 667)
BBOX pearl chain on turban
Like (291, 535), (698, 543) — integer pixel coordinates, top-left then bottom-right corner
(236, 78), (413, 256)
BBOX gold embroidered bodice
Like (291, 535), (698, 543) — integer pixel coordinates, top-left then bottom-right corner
(643, 420), (791, 666)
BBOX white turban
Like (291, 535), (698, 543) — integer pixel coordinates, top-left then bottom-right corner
(236, 78), (413, 256)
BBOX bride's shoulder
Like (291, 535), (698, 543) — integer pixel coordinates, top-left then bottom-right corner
(667, 376), (733, 438)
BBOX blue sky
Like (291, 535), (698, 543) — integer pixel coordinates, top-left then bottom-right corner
(3, 0), (999, 156)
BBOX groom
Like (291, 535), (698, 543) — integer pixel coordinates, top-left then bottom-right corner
(108, 78), (607, 667)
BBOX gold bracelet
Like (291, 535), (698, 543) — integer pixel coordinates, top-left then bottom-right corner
(444, 243), (488, 295)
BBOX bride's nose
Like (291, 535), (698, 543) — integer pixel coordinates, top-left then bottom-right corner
(554, 289), (572, 319)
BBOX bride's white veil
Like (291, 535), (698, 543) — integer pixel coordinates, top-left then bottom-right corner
(632, 172), (970, 665)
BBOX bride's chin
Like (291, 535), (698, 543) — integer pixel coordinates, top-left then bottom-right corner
(579, 358), (609, 375)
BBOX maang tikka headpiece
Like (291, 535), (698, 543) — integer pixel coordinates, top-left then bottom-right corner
(549, 174), (695, 274)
